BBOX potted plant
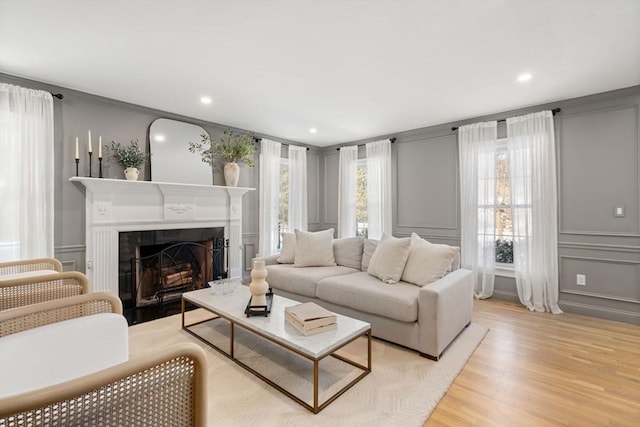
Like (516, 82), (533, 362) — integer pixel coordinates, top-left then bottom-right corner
(110, 139), (148, 181)
(188, 129), (256, 186)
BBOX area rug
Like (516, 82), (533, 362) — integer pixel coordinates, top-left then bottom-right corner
(128, 311), (488, 427)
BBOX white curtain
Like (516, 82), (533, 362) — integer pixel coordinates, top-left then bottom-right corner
(288, 145), (307, 232)
(0, 83), (54, 261)
(459, 121), (497, 299)
(366, 139), (392, 239)
(507, 111), (562, 314)
(338, 145), (358, 238)
(258, 139), (281, 256)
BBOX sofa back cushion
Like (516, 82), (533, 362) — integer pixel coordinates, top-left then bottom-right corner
(277, 232), (296, 264)
(367, 233), (411, 284)
(333, 237), (365, 270)
(361, 238), (379, 271)
(294, 229), (337, 267)
(401, 233), (458, 286)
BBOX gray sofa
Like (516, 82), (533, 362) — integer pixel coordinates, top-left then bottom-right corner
(254, 235), (473, 360)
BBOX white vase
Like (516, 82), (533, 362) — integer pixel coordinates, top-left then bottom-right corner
(124, 167), (139, 181)
(249, 259), (269, 306)
(224, 162), (240, 187)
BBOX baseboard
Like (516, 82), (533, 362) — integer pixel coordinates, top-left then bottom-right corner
(491, 289), (520, 303)
(558, 301), (640, 326)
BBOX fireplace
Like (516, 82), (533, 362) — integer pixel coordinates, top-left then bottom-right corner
(119, 228), (227, 308)
(70, 177), (254, 314)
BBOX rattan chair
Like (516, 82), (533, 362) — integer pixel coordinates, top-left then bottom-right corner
(0, 257), (63, 276)
(0, 291), (122, 337)
(0, 343), (208, 426)
(0, 294), (208, 426)
(0, 271), (89, 311)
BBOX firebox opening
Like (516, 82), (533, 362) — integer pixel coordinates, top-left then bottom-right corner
(118, 227), (226, 315)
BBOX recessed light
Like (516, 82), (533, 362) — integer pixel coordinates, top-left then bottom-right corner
(309, 128), (317, 134)
(517, 73), (533, 82)
(154, 134), (165, 142)
(200, 96), (212, 105)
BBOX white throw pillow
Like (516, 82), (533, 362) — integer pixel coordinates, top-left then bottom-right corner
(293, 229), (336, 267)
(367, 233), (411, 284)
(333, 237), (364, 269)
(277, 232), (296, 264)
(401, 233), (458, 286)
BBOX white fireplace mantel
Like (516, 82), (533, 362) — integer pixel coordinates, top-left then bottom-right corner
(70, 177), (254, 296)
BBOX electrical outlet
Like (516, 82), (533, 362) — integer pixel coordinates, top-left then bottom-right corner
(576, 274), (586, 286)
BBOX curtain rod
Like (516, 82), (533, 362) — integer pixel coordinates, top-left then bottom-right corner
(254, 137), (309, 150)
(50, 92), (64, 99)
(450, 108), (561, 132)
(336, 137), (396, 151)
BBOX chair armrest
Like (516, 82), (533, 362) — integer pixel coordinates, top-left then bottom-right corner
(252, 255), (280, 266)
(0, 292), (122, 337)
(0, 343), (208, 427)
(0, 257), (63, 275)
(418, 269), (474, 359)
(0, 271), (90, 310)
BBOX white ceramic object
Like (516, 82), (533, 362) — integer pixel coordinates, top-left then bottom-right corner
(124, 167), (139, 181)
(224, 162), (240, 187)
(249, 259), (269, 306)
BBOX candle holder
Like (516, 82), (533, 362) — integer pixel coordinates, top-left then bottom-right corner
(88, 152), (93, 177)
(75, 158), (79, 176)
(98, 157), (103, 178)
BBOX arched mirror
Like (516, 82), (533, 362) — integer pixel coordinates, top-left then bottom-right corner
(149, 118), (212, 184)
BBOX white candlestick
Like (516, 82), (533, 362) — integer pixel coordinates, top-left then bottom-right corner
(99, 136), (102, 158)
(88, 130), (92, 153)
(75, 137), (79, 159)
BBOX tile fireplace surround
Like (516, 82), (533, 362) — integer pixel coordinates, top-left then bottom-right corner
(70, 177), (254, 296)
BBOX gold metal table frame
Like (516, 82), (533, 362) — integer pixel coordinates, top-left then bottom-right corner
(182, 297), (372, 414)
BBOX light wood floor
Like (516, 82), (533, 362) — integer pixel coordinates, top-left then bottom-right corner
(426, 299), (640, 426)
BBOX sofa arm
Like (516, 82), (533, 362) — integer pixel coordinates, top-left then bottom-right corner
(0, 271), (90, 311)
(0, 258), (63, 276)
(418, 269), (473, 359)
(0, 343), (208, 427)
(252, 255), (280, 266)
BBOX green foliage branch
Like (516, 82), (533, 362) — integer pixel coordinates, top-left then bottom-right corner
(188, 129), (256, 167)
(110, 139), (148, 168)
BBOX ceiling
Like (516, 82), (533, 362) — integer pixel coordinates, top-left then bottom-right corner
(1, 0), (639, 147)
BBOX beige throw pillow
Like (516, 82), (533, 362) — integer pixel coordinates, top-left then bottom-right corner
(367, 233), (411, 284)
(277, 232), (296, 264)
(361, 239), (379, 271)
(401, 233), (458, 286)
(333, 237), (364, 269)
(293, 229), (336, 267)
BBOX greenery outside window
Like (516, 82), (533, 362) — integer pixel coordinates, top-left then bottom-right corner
(277, 158), (289, 249)
(356, 160), (368, 238)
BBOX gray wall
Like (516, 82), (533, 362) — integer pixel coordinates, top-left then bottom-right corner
(3, 72), (638, 324)
(318, 86), (640, 325)
(0, 73), (318, 281)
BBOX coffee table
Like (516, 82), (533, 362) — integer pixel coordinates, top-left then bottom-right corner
(181, 285), (371, 413)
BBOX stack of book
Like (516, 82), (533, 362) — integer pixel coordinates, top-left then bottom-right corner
(285, 302), (337, 336)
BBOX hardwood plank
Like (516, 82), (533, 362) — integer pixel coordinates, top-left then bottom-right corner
(426, 299), (640, 426)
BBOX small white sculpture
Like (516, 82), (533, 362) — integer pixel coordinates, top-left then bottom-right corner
(249, 259), (269, 306)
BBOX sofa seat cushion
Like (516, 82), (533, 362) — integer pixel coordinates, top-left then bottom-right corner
(266, 264), (359, 298)
(316, 272), (419, 323)
(0, 313), (129, 398)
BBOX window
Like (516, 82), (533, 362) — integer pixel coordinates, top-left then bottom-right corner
(495, 141), (513, 264)
(277, 158), (289, 249)
(355, 160), (368, 238)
